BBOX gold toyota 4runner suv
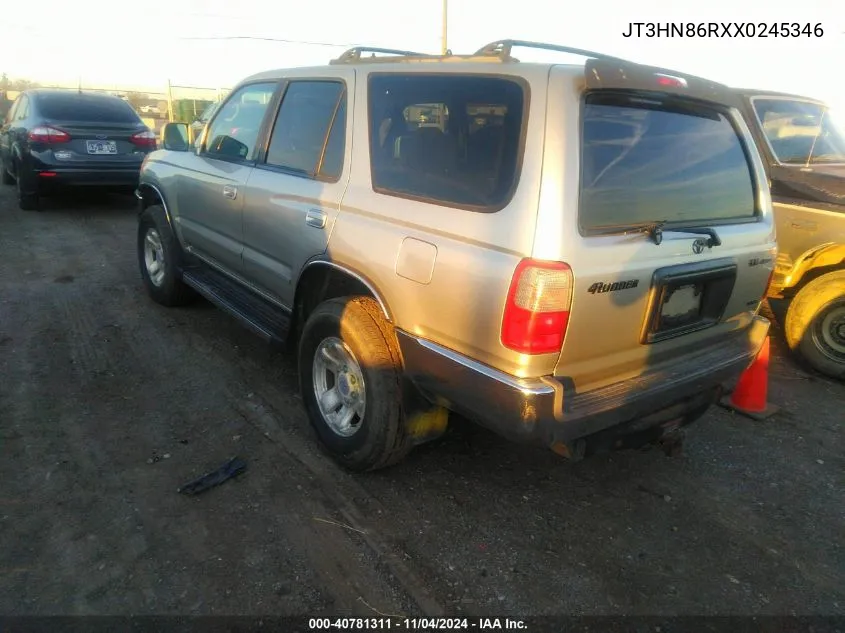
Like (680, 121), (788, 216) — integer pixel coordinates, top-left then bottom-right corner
(736, 89), (845, 380)
(135, 41), (775, 471)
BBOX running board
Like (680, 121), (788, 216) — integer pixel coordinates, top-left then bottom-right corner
(181, 266), (291, 348)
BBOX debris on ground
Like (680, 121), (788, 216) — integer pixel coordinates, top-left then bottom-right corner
(177, 457), (247, 496)
(313, 517), (366, 534)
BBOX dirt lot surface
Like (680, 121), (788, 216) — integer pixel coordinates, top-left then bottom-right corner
(1, 188), (844, 619)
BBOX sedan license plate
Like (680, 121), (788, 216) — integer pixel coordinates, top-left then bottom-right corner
(660, 284), (702, 325)
(86, 140), (117, 155)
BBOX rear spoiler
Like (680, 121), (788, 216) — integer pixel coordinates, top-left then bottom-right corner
(473, 40), (743, 111)
(584, 58), (743, 110)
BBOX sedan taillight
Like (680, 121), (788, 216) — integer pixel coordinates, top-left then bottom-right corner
(28, 126), (71, 143)
(130, 130), (157, 148)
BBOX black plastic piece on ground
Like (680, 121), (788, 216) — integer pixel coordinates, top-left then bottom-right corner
(178, 456), (247, 496)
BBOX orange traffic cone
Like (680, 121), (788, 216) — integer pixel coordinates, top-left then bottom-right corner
(719, 336), (779, 419)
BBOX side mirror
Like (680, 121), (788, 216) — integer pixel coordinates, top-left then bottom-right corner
(161, 122), (190, 151)
(210, 135), (249, 159)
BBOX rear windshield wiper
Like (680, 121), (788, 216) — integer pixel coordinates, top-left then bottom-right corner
(591, 220), (668, 245)
(590, 221), (721, 247)
(665, 226), (722, 248)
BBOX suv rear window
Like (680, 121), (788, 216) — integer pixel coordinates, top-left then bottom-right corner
(368, 74), (526, 210)
(580, 93), (756, 230)
(37, 93), (141, 124)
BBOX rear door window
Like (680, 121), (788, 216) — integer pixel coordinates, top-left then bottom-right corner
(580, 93), (756, 230)
(37, 93), (141, 123)
(264, 80), (346, 179)
(368, 74), (526, 210)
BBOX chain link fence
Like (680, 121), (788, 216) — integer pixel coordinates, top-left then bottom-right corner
(2, 81), (231, 138)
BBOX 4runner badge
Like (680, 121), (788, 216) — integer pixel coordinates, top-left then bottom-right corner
(588, 279), (639, 294)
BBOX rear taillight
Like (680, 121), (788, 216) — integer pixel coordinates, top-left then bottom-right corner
(130, 130), (157, 148)
(501, 259), (573, 355)
(28, 126), (70, 143)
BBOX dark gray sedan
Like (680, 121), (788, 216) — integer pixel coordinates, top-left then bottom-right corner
(0, 89), (156, 210)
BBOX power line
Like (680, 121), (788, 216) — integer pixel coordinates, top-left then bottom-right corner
(178, 36), (359, 48)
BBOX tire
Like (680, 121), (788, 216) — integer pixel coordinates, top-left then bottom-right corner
(137, 204), (195, 307)
(16, 169), (39, 211)
(1, 158), (13, 186)
(784, 270), (845, 381)
(298, 296), (412, 472)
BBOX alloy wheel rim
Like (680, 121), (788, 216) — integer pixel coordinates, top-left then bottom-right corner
(143, 228), (166, 287)
(312, 336), (366, 438)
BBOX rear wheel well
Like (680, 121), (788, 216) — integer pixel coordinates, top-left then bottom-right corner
(784, 261), (845, 300)
(290, 264), (387, 348)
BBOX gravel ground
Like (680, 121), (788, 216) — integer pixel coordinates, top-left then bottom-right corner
(0, 187), (843, 618)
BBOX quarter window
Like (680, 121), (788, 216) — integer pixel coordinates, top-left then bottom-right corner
(204, 82), (277, 161)
(265, 81), (346, 179)
(367, 74), (526, 210)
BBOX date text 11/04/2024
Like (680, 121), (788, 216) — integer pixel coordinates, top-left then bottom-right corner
(622, 22), (824, 38)
(308, 618), (527, 630)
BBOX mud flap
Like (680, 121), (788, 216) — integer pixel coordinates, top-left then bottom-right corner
(402, 377), (449, 445)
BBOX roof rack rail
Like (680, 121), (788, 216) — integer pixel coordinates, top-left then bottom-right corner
(473, 39), (632, 65)
(330, 46), (432, 65)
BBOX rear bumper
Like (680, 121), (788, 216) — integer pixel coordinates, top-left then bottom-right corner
(397, 315), (770, 456)
(26, 151), (143, 189)
(33, 167), (140, 188)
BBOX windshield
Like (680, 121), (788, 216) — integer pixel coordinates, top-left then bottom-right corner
(751, 98), (845, 165)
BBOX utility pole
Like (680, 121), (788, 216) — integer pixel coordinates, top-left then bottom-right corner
(441, 0), (448, 54)
(167, 79), (174, 123)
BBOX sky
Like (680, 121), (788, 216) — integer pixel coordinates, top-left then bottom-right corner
(1, 0), (843, 108)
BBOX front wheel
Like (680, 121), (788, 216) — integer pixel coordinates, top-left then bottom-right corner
(784, 270), (845, 381)
(137, 204), (195, 307)
(298, 297), (412, 472)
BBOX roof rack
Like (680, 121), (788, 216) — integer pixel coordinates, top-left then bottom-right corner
(330, 46), (433, 65)
(473, 39), (633, 65)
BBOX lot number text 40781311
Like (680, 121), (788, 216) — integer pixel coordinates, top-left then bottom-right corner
(308, 618), (528, 630)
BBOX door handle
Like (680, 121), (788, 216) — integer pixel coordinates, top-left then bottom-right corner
(305, 208), (327, 229)
(222, 185), (237, 200)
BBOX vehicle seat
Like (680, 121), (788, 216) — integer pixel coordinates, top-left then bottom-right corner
(403, 127), (459, 176)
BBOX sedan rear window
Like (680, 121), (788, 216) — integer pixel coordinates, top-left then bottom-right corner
(580, 93), (756, 230)
(37, 93), (142, 124)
